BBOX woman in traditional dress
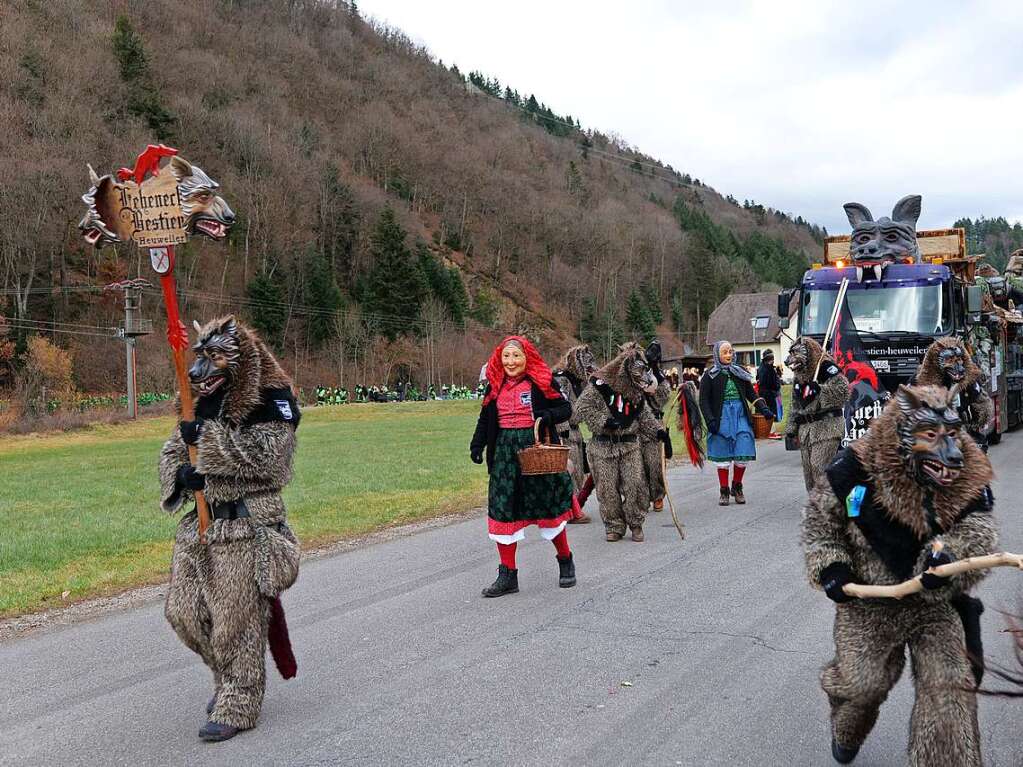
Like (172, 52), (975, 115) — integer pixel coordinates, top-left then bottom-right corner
(699, 340), (773, 506)
(470, 336), (577, 597)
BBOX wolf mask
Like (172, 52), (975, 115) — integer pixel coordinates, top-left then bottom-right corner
(558, 344), (597, 382)
(785, 337), (823, 380)
(843, 195), (922, 278)
(595, 343), (656, 404)
(894, 385), (964, 488)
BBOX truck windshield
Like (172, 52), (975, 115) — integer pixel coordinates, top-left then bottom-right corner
(801, 284), (948, 336)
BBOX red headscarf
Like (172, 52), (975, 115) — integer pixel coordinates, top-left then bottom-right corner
(482, 335), (562, 406)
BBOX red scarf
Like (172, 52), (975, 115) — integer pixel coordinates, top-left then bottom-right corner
(482, 336), (561, 407)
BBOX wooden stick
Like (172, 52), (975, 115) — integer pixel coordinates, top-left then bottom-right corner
(813, 277), (849, 381)
(843, 546), (1023, 599)
(660, 436), (686, 540)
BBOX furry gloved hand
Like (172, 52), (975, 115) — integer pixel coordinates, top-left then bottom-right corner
(921, 548), (955, 590)
(820, 562), (856, 604)
(176, 465), (206, 492)
(470, 448), (484, 465)
(800, 381), (820, 403)
(180, 418), (204, 446)
(604, 415), (624, 430)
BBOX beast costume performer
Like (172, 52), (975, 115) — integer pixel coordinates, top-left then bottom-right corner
(785, 337), (850, 492)
(553, 344), (597, 523)
(159, 317), (301, 742)
(914, 337), (993, 452)
(802, 385), (996, 766)
(572, 344), (658, 541)
(636, 340), (673, 512)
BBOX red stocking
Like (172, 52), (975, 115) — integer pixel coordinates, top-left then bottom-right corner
(497, 542), (517, 569)
(551, 529), (571, 559)
(717, 466), (730, 489)
(732, 464), (746, 485)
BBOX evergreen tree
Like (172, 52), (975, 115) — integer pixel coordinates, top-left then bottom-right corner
(111, 16), (175, 140)
(641, 283), (663, 324)
(362, 208), (427, 340)
(579, 297), (599, 345)
(306, 250), (344, 347)
(445, 267), (469, 328)
(470, 287), (499, 328)
(625, 290), (656, 343)
(317, 166), (360, 280)
(670, 289), (685, 335)
(246, 269), (287, 346)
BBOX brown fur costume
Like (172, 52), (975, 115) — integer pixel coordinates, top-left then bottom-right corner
(785, 338), (849, 492)
(915, 336), (993, 448)
(159, 317), (300, 731)
(571, 346), (653, 537)
(802, 385), (996, 765)
(553, 345), (596, 492)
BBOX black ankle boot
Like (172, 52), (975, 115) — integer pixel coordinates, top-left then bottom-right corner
(481, 564), (519, 598)
(557, 553), (576, 588)
(199, 720), (242, 742)
(719, 487), (730, 506)
(731, 483), (746, 504)
(831, 737), (859, 764)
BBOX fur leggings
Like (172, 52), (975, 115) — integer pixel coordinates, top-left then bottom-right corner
(588, 443), (648, 535)
(823, 600), (980, 766)
(165, 525), (270, 730)
(641, 438), (665, 503)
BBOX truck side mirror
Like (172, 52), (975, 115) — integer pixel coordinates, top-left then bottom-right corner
(965, 285), (982, 325)
(777, 289), (792, 318)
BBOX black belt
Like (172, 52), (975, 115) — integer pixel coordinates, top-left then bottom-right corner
(593, 434), (638, 443)
(794, 408), (843, 425)
(211, 498), (250, 520)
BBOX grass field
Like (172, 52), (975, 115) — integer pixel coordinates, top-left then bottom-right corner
(0, 401), (487, 618)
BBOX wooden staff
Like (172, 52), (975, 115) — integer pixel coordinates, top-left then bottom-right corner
(660, 388), (686, 540)
(157, 248), (211, 543)
(813, 277), (849, 380)
(843, 541), (1023, 599)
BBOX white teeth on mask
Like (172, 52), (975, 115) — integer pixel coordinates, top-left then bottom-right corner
(873, 265), (882, 281)
(856, 266), (864, 283)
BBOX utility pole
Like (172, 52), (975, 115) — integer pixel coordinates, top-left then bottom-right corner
(106, 279), (153, 419)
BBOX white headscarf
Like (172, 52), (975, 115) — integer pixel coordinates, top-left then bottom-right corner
(705, 340), (752, 382)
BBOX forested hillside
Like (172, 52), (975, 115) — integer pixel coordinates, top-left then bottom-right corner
(955, 216), (1023, 270)
(0, 0), (822, 408)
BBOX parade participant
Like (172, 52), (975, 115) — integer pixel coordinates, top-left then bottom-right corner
(699, 341), (773, 506)
(553, 344), (598, 524)
(470, 336), (577, 597)
(914, 336), (993, 451)
(802, 385), (996, 766)
(756, 349), (781, 421)
(159, 316), (301, 742)
(572, 344), (658, 542)
(785, 337), (849, 492)
(637, 340), (672, 512)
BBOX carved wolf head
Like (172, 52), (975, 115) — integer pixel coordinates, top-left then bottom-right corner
(894, 385), (964, 488)
(785, 337), (822, 380)
(78, 165), (132, 247)
(168, 156), (235, 240)
(189, 316), (241, 398)
(843, 195), (922, 268)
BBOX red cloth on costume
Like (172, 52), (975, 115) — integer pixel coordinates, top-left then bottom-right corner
(496, 376), (536, 428)
(482, 336), (561, 407)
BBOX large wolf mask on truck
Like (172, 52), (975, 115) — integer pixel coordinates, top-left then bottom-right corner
(843, 194), (922, 280)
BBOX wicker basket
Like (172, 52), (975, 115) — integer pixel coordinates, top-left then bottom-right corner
(518, 418), (570, 475)
(752, 413), (774, 440)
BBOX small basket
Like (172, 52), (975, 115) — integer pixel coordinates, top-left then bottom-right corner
(518, 418), (570, 476)
(752, 413), (774, 440)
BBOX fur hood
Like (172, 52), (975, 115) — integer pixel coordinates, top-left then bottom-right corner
(915, 336), (981, 390)
(192, 316), (293, 425)
(851, 384), (992, 538)
(593, 343), (647, 405)
(555, 345), (593, 384)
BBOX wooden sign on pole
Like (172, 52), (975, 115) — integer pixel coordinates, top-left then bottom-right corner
(78, 144), (236, 543)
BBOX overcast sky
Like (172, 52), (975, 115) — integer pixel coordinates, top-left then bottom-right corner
(359, 0), (1023, 234)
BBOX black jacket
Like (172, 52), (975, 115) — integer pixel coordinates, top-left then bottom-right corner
(698, 371), (767, 435)
(756, 360), (781, 397)
(470, 380), (571, 471)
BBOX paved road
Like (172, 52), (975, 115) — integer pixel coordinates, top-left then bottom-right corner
(3, 435), (1022, 766)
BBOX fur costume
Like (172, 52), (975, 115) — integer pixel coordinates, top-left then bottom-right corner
(801, 385), (996, 766)
(785, 338), (850, 492)
(571, 346), (656, 537)
(159, 317), (301, 733)
(915, 336), (993, 449)
(553, 345), (597, 492)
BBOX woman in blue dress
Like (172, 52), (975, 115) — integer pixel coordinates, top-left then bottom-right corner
(699, 341), (774, 506)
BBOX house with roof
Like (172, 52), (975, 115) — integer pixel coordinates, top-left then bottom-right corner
(704, 292), (798, 373)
